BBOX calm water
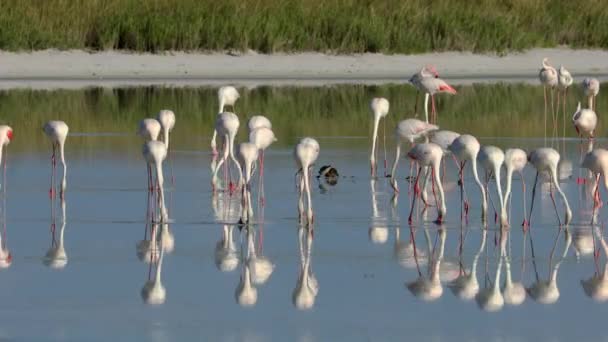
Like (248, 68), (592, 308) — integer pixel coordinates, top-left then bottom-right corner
(0, 84), (607, 341)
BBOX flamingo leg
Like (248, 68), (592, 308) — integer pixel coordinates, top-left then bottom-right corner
(408, 167), (423, 225)
(50, 143), (56, 198)
(527, 172), (539, 230)
(548, 182), (562, 226)
(383, 117), (387, 177)
(591, 173), (601, 225)
(521, 171), (529, 228)
(413, 90), (419, 116)
(544, 86), (547, 143)
(431, 94), (437, 124)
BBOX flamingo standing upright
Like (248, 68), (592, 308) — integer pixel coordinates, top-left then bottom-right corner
(478, 146), (507, 227)
(539, 58), (558, 139)
(213, 86), (240, 155)
(417, 76), (457, 124)
(582, 78), (600, 111)
(503, 148), (528, 227)
(369, 97), (390, 177)
(557, 65), (573, 137)
(527, 148), (572, 226)
(572, 102), (597, 139)
(406, 143), (446, 224)
(249, 126), (276, 205)
(43, 121), (67, 198)
(212, 112), (243, 193)
(448, 134), (487, 222)
(409, 65), (439, 116)
(389, 119), (438, 193)
(295, 138), (320, 223)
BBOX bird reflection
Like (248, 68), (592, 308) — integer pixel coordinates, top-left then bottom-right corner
(215, 225), (239, 273)
(369, 179), (388, 244)
(502, 230), (526, 306)
(44, 193), (67, 269)
(293, 225), (318, 310)
(141, 225), (166, 305)
(0, 182), (11, 269)
(137, 188), (173, 263)
(406, 227), (446, 301)
(581, 227), (608, 302)
(246, 226), (274, 286)
(527, 228), (572, 304)
(235, 226), (259, 307)
(449, 229), (486, 301)
(475, 229), (504, 312)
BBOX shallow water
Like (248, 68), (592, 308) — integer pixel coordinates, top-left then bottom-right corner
(0, 85), (607, 341)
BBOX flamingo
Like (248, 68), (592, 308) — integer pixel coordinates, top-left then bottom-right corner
(503, 148), (528, 227)
(138, 118), (161, 191)
(213, 86), (240, 155)
(406, 143), (446, 224)
(417, 75), (457, 124)
(478, 146), (507, 227)
(157, 110), (175, 183)
(581, 148), (608, 213)
(527, 148), (572, 226)
(557, 65), (573, 137)
(248, 115), (271, 131)
(409, 65), (439, 116)
(238, 142), (258, 224)
(370, 97), (390, 177)
(582, 78), (600, 111)
(572, 102), (597, 139)
(249, 126), (277, 205)
(295, 138), (319, 223)
(448, 134), (487, 222)
(212, 112), (243, 193)
(539, 58), (558, 139)
(142, 140), (168, 222)
(389, 119), (438, 192)
(43, 121), (67, 198)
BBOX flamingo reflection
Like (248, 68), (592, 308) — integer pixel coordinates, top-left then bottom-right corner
(406, 227), (446, 301)
(44, 196), (67, 269)
(293, 225), (318, 310)
(581, 227), (608, 302)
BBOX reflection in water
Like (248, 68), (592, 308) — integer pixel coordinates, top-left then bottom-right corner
(527, 228), (572, 304)
(406, 228), (446, 302)
(369, 180), (388, 244)
(581, 227), (608, 301)
(293, 225), (318, 310)
(475, 230), (504, 312)
(44, 196), (67, 269)
(449, 229), (486, 301)
(141, 223), (166, 305)
(246, 226), (274, 286)
(0, 180), (11, 268)
(43, 121), (69, 198)
(215, 225), (239, 273)
(502, 230), (527, 306)
(235, 226), (258, 308)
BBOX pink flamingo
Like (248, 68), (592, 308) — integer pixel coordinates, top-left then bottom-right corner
(539, 58), (558, 139)
(583, 78), (600, 112)
(406, 143), (446, 225)
(417, 75), (457, 124)
(409, 65), (439, 116)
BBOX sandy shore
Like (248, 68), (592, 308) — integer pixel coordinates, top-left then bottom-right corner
(0, 48), (607, 89)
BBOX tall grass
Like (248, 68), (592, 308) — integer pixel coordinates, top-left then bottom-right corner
(0, 83), (600, 153)
(0, 0), (607, 53)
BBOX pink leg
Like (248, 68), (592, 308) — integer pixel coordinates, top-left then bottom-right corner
(408, 167), (422, 224)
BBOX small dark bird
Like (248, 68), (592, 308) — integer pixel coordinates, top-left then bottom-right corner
(317, 165), (339, 186)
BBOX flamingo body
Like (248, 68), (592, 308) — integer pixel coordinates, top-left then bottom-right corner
(572, 102), (597, 137)
(558, 65), (573, 90)
(539, 58), (558, 87)
(249, 127), (277, 150)
(157, 110), (175, 149)
(478, 145), (507, 226)
(407, 143), (446, 222)
(248, 115), (272, 131)
(528, 148), (572, 225)
(138, 119), (161, 141)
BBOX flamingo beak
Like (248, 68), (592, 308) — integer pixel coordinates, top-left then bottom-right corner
(7, 130), (13, 141)
(439, 84), (457, 94)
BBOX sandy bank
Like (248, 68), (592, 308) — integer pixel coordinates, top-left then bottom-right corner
(0, 48), (607, 89)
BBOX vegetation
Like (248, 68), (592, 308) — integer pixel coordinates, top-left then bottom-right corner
(0, 0), (607, 53)
(0, 84), (598, 152)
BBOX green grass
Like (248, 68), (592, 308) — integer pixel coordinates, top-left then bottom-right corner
(0, 83), (600, 153)
(0, 0), (607, 53)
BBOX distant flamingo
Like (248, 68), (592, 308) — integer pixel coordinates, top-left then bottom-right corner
(213, 86), (240, 155)
(248, 115), (271, 131)
(409, 65), (439, 116)
(157, 110), (175, 149)
(478, 146), (507, 227)
(389, 119), (438, 193)
(370, 97), (390, 177)
(212, 112), (243, 193)
(295, 138), (320, 223)
(557, 65), (573, 137)
(417, 75), (457, 124)
(249, 126), (276, 205)
(539, 57), (558, 132)
(43, 121), (67, 198)
(527, 148), (572, 226)
(448, 134), (487, 222)
(503, 148), (528, 227)
(406, 143), (446, 224)
(572, 102), (597, 139)
(581, 148), (608, 216)
(582, 78), (600, 111)
(238, 142), (258, 224)
(142, 140), (168, 222)
(138, 118), (161, 191)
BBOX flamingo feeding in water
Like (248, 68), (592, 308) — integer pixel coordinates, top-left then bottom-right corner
(238, 142), (259, 224)
(389, 119), (438, 193)
(527, 148), (572, 226)
(138, 118), (162, 191)
(212, 112), (243, 193)
(157, 110), (175, 149)
(369, 97), (390, 177)
(295, 138), (320, 223)
(249, 126), (276, 206)
(503, 148), (528, 227)
(213, 86), (240, 155)
(43, 121), (67, 198)
(539, 58), (558, 139)
(448, 134), (487, 222)
(581, 148), (608, 214)
(572, 102), (597, 139)
(582, 78), (600, 111)
(406, 143), (446, 224)
(478, 146), (507, 227)
(142, 140), (168, 222)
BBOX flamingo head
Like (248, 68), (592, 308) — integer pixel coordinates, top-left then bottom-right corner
(425, 65), (439, 78)
(542, 57), (551, 68)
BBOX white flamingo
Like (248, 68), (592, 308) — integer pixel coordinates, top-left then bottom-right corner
(478, 146), (507, 226)
(557, 65), (573, 137)
(249, 126), (277, 205)
(213, 86), (240, 155)
(572, 102), (597, 139)
(142, 141), (168, 222)
(417, 76), (457, 124)
(503, 148), (528, 227)
(582, 78), (600, 111)
(43, 121), (68, 197)
(295, 138), (319, 223)
(539, 58), (558, 138)
(248, 115), (271, 131)
(138, 118), (161, 191)
(406, 143), (446, 224)
(212, 112), (243, 192)
(370, 97), (389, 177)
(238, 142), (258, 224)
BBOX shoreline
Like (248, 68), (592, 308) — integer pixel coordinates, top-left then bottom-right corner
(1, 48), (607, 89)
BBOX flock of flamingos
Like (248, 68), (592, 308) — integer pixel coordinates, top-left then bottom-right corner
(0, 57), (604, 310)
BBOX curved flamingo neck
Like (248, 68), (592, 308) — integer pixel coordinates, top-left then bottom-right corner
(470, 157), (487, 218)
